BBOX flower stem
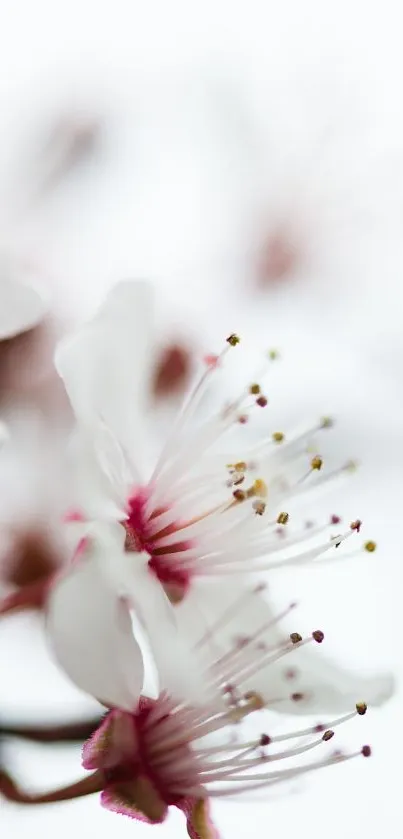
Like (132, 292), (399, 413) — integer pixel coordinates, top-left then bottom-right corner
(0, 767), (104, 804)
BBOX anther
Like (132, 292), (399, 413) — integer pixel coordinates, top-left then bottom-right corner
(290, 632), (302, 644)
(311, 455), (323, 471)
(268, 349), (279, 361)
(260, 734), (271, 747)
(272, 431), (285, 443)
(277, 511), (289, 525)
(256, 395), (268, 408)
(330, 514), (341, 525)
(238, 414), (248, 424)
(226, 333), (240, 346)
(321, 416), (334, 429)
(249, 383), (261, 395)
(244, 691), (265, 710)
(322, 729), (335, 741)
(233, 489), (246, 502)
(350, 519), (362, 532)
(253, 500), (266, 516)
(364, 540), (377, 553)
(312, 630), (324, 644)
(291, 692), (304, 702)
(361, 745), (371, 757)
(235, 461), (247, 472)
(252, 478), (268, 498)
(355, 702), (367, 716)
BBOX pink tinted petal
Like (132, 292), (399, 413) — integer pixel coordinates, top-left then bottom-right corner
(176, 580), (394, 715)
(55, 280), (154, 466)
(0, 279), (47, 339)
(46, 531), (144, 710)
(178, 798), (221, 839)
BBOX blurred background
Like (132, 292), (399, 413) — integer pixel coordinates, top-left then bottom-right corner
(0, 1), (401, 837)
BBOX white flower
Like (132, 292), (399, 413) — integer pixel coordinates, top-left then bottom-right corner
(46, 280), (393, 718)
(0, 275), (46, 340)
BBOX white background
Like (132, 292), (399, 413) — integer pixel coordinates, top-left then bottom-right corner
(0, 2), (401, 837)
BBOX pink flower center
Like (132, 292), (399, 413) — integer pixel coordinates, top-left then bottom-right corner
(124, 488), (193, 602)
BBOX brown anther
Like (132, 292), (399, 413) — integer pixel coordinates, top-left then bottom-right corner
(364, 540), (377, 553)
(361, 745), (371, 757)
(277, 511), (289, 525)
(290, 632), (302, 644)
(238, 414), (248, 424)
(260, 734), (271, 747)
(320, 416), (334, 429)
(249, 383), (261, 395)
(356, 702), (367, 716)
(272, 431), (285, 443)
(314, 723), (325, 733)
(284, 668), (298, 680)
(312, 630), (324, 644)
(291, 692), (304, 702)
(233, 475), (245, 486)
(235, 461), (247, 472)
(311, 455), (323, 471)
(330, 514), (341, 525)
(256, 395), (268, 408)
(226, 333), (240, 346)
(322, 729), (335, 741)
(233, 489), (246, 502)
(350, 519), (362, 533)
(253, 500), (266, 516)
(244, 691), (265, 710)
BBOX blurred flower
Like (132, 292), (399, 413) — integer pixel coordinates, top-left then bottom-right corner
(41, 280), (392, 715)
(0, 611), (375, 838)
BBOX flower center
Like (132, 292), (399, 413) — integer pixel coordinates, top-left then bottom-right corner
(124, 488), (193, 603)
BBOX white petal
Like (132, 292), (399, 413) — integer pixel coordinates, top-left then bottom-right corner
(55, 280), (154, 471)
(46, 533), (144, 711)
(0, 279), (47, 339)
(95, 521), (208, 704)
(175, 580), (394, 715)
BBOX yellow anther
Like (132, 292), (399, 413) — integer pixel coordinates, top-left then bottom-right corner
(277, 511), (289, 525)
(253, 478), (268, 498)
(249, 383), (261, 395)
(226, 333), (240, 346)
(364, 540), (377, 553)
(272, 431), (285, 443)
(311, 455), (323, 471)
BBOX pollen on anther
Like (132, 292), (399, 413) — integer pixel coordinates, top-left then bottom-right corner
(277, 511), (289, 525)
(253, 478), (268, 498)
(290, 632), (302, 644)
(321, 416), (334, 429)
(233, 489), (246, 502)
(322, 729), (335, 741)
(268, 349), (279, 361)
(253, 500), (266, 516)
(227, 333), (240, 346)
(272, 431), (285, 443)
(364, 540), (377, 553)
(312, 629), (324, 644)
(356, 702), (367, 716)
(235, 461), (247, 472)
(311, 455), (323, 471)
(350, 519), (362, 532)
(249, 383), (261, 395)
